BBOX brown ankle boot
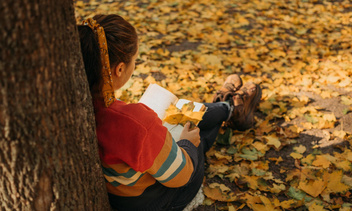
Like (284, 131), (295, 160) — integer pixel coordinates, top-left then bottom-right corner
(213, 74), (243, 103)
(214, 80), (262, 131)
(228, 82), (262, 131)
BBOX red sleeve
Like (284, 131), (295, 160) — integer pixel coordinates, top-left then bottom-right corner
(95, 101), (168, 172)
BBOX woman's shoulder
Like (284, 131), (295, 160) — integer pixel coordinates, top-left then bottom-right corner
(112, 100), (155, 115)
(102, 100), (160, 127)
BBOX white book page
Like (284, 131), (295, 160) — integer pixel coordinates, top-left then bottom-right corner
(163, 122), (183, 141)
(139, 84), (178, 119)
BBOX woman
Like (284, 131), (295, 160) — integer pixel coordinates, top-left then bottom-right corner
(78, 14), (261, 211)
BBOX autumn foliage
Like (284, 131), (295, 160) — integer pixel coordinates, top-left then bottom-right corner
(75, 0), (352, 210)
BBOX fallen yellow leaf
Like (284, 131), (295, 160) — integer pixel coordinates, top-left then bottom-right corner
(228, 205), (236, 211)
(294, 145), (306, 154)
(252, 141), (269, 153)
(323, 171), (350, 193)
(312, 155), (331, 168)
(264, 134), (281, 150)
(243, 175), (259, 190)
(271, 183), (286, 193)
(301, 154), (315, 165)
(333, 130), (347, 139)
(320, 91), (332, 99)
(203, 184), (237, 202)
(335, 160), (352, 172)
(290, 152), (303, 159)
(346, 151), (352, 162)
(341, 96), (352, 105)
(237, 16), (250, 26)
(308, 202), (326, 211)
(341, 175), (352, 187)
(322, 113), (336, 122)
(209, 183), (230, 192)
(298, 178), (327, 197)
(270, 49), (286, 58)
(259, 101), (273, 112)
(280, 199), (297, 209)
(259, 195), (276, 210)
(339, 78), (352, 87)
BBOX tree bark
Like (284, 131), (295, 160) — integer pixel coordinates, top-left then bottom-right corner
(0, 0), (110, 210)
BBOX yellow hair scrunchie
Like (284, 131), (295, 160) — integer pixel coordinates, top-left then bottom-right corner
(82, 18), (116, 107)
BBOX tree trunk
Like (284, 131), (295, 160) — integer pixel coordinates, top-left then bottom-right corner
(0, 0), (110, 210)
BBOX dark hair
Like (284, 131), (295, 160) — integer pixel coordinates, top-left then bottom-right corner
(78, 14), (138, 92)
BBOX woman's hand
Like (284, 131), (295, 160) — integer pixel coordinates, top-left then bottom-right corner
(179, 122), (200, 147)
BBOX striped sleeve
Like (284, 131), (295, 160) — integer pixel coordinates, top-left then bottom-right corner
(146, 132), (198, 188)
(102, 165), (143, 187)
(101, 162), (157, 197)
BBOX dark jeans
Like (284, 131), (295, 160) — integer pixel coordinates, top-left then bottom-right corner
(198, 102), (229, 153)
(168, 102), (229, 210)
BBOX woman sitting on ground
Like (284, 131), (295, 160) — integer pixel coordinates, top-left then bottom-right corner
(78, 14), (261, 211)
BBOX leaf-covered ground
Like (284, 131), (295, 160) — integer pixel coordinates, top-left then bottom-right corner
(75, 0), (352, 210)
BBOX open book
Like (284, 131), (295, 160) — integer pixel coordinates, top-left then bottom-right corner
(139, 83), (206, 141)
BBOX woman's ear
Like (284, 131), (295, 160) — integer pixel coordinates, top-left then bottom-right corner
(112, 62), (125, 77)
